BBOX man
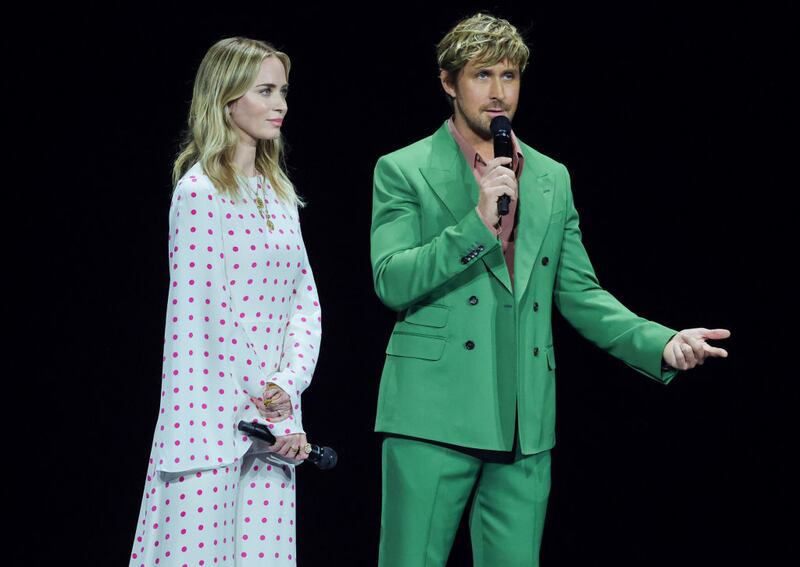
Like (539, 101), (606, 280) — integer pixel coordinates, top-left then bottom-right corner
(370, 13), (729, 567)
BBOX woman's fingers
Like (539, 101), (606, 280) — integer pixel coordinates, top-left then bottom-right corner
(271, 433), (308, 462)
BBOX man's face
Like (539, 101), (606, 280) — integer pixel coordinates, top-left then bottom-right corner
(441, 58), (520, 141)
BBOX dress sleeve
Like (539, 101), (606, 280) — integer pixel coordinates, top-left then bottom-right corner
(267, 212), (322, 436)
(154, 179), (244, 472)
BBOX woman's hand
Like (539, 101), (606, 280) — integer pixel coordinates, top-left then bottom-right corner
(271, 433), (309, 462)
(252, 384), (293, 422)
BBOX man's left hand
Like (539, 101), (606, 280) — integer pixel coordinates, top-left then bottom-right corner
(663, 328), (731, 370)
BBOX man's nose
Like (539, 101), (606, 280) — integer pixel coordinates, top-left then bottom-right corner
(489, 77), (506, 101)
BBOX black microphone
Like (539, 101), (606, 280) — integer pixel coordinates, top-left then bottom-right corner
(237, 420), (338, 470)
(490, 115), (513, 216)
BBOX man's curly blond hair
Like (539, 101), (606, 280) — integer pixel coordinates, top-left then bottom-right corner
(436, 13), (530, 84)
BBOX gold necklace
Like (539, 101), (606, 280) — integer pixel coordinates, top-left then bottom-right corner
(246, 175), (274, 232)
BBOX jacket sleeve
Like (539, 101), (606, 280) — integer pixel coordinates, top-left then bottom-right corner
(266, 214), (322, 436)
(553, 164), (679, 383)
(370, 155), (499, 311)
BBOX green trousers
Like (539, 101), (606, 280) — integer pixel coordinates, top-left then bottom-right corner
(378, 434), (552, 567)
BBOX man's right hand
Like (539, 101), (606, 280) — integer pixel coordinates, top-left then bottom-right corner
(476, 156), (517, 228)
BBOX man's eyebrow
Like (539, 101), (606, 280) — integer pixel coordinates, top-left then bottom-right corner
(473, 66), (516, 73)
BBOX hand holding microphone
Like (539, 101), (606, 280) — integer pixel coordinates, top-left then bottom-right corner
(476, 116), (517, 228)
(476, 155), (517, 228)
(491, 115), (515, 217)
(237, 420), (338, 470)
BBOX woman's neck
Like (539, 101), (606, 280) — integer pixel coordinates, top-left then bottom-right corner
(233, 141), (258, 177)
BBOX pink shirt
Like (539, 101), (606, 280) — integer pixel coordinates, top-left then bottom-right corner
(447, 117), (524, 284)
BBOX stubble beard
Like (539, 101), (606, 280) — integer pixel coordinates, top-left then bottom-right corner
(456, 103), (493, 142)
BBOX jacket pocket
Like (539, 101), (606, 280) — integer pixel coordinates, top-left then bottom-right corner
(404, 304), (449, 328)
(545, 345), (556, 370)
(386, 331), (447, 361)
(549, 208), (565, 224)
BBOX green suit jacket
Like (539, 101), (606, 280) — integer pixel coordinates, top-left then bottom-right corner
(370, 121), (678, 455)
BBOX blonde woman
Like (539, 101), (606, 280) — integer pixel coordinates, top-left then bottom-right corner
(130, 37), (321, 566)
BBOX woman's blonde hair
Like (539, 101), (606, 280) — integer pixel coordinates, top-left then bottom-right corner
(436, 13), (530, 84)
(173, 37), (301, 207)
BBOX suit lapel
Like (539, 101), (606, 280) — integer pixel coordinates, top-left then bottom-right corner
(420, 122), (513, 294)
(514, 154), (554, 299)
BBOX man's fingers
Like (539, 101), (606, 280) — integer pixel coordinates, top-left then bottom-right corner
(702, 328), (731, 340)
(685, 334), (706, 364)
(488, 186), (518, 203)
(703, 344), (729, 358)
(486, 156), (513, 170)
(672, 341), (687, 370)
(679, 342), (696, 368)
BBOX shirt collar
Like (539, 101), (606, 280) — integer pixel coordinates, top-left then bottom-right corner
(447, 116), (524, 177)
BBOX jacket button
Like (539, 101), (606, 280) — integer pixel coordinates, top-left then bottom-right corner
(461, 257), (469, 264)
(542, 257), (550, 266)
(533, 302), (539, 312)
(533, 347), (540, 356)
(468, 296), (479, 305)
(465, 340), (475, 350)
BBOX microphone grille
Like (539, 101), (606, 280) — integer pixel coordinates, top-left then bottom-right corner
(490, 115), (512, 135)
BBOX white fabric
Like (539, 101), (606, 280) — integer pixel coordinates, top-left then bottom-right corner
(130, 163), (321, 564)
(130, 443), (298, 565)
(149, 163), (321, 474)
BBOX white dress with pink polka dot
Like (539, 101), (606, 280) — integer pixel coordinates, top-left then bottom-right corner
(130, 162), (321, 566)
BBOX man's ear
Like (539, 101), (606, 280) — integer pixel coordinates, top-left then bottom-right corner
(439, 69), (457, 99)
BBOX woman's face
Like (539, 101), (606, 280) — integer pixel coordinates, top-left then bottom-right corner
(228, 56), (288, 145)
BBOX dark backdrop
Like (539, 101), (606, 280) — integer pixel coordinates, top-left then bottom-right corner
(20, 2), (791, 565)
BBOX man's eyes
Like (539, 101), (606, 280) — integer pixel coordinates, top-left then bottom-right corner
(476, 71), (516, 80)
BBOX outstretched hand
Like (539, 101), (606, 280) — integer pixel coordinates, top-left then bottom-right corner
(663, 328), (731, 370)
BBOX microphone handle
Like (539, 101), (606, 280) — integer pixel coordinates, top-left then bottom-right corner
(498, 195), (510, 216)
(494, 133), (513, 217)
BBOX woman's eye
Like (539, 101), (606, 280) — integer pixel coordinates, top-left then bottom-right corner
(260, 88), (272, 96)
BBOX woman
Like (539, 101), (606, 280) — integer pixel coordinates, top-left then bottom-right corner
(130, 37), (321, 566)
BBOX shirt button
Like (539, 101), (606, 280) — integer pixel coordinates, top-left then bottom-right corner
(533, 302), (539, 312)
(465, 340), (475, 350)
(533, 347), (540, 356)
(541, 257), (550, 266)
(468, 296), (479, 305)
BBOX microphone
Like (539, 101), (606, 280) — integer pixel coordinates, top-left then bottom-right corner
(490, 115), (514, 216)
(237, 420), (338, 470)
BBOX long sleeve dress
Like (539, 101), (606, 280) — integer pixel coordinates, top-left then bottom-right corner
(130, 162), (321, 566)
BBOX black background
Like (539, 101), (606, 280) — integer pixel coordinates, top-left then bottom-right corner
(18, 2), (792, 565)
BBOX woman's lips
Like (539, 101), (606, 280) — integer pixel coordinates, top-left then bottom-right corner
(268, 119), (283, 126)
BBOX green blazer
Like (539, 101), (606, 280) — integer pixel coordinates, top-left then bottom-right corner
(370, 121), (678, 455)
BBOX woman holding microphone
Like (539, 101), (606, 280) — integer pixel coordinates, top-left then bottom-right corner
(130, 37), (321, 566)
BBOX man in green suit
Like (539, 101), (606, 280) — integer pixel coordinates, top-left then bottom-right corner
(370, 13), (730, 567)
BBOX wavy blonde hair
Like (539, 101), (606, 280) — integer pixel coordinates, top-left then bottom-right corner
(436, 13), (530, 84)
(173, 37), (301, 207)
